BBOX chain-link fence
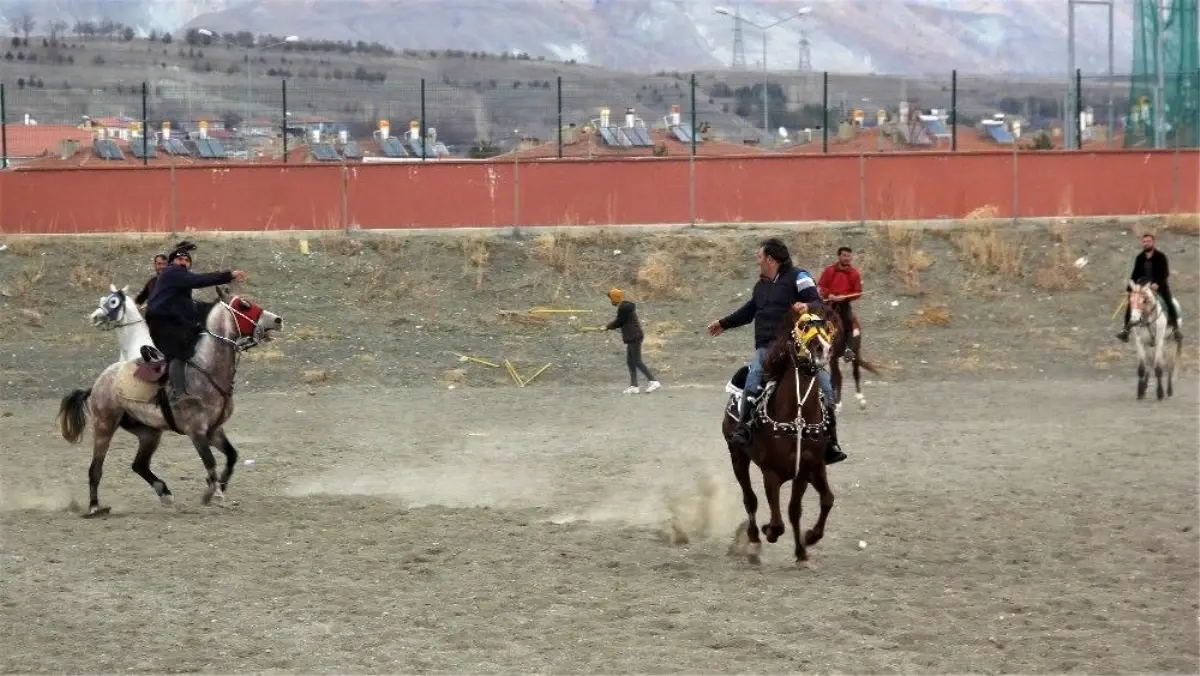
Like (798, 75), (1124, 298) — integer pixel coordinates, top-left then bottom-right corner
(2, 69), (1197, 166)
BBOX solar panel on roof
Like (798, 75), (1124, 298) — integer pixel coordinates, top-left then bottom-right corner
(985, 124), (1014, 145)
(95, 139), (125, 160)
(193, 139), (213, 158)
(378, 137), (408, 157)
(165, 139), (190, 156)
(433, 142), (450, 157)
(205, 139), (227, 158)
(669, 124), (693, 143)
(128, 140), (154, 159)
(341, 141), (363, 159)
(629, 126), (653, 147)
(923, 118), (950, 137)
(597, 126), (619, 146)
(310, 143), (340, 161)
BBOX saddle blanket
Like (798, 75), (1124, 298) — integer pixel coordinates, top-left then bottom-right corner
(115, 360), (161, 403)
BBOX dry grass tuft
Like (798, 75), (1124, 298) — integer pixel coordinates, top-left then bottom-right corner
(1035, 246), (1086, 292)
(442, 368), (468, 383)
(641, 320), (682, 353)
(7, 261), (46, 300)
(875, 225), (933, 294)
(301, 369), (331, 384)
(246, 346), (286, 362)
(954, 227), (1025, 278)
(321, 235), (365, 256)
(460, 238), (490, 290)
(965, 204), (1000, 220)
(1162, 214), (1200, 236)
(1092, 347), (1124, 367)
(904, 305), (951, 327)
(636, 251), (686, 299)
(20, 308), (44, 328)
(2, 238), (39, 257)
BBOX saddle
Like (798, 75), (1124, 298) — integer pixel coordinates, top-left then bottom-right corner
(133, 345), (168, 383)
(723, 365), (779, 421)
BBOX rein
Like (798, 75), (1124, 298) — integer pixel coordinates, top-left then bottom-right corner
(757, 346), (827, 440)
(192, 300), (268, 401)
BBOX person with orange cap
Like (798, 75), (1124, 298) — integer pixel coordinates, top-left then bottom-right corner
(600, 287), (662, 394)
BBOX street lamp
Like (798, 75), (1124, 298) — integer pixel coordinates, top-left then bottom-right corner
(716, 5), (812, 143)
(1065, 0), (1115, 149)
(197, 29), (299, 133)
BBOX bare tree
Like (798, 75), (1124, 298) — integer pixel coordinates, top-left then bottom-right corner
(17, 9), (35, 41)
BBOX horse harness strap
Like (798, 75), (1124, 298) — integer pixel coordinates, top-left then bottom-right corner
(754, 365), (827, 440)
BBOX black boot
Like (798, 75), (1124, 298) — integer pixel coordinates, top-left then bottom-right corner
(730, 388), (758, 449)
(824, 405), (847, 465)
(168, 359), (189, 401)
(1115, 325), (1130, 343)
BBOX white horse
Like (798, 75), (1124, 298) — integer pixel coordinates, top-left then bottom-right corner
(90, 285), (157, 363)
(1127, 280), (1181, 401)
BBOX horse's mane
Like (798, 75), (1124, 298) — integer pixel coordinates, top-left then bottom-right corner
(763, 308), (802, 382)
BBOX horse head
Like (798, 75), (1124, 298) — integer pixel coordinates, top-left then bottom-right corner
(1127, 278), (1158, 326)
(763, 308), (833, 381)
(205, 289), (284, 349)
(90, 284), (135, 329)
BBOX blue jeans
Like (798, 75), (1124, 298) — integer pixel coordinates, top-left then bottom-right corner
(744, 347), (834, 407)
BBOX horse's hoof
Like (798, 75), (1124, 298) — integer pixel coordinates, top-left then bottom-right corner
(81, 506), (111, 519)
(159, 494), (175, 508)
(746, 542), (762, 565)
(747, 553), (761, 565)
(803, 529), (822, 546)
(795, 556), (809, 568)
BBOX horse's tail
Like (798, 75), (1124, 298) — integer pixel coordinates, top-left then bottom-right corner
(58, 388), (92, 444)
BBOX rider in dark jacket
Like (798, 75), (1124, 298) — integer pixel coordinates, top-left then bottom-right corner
(1117, 232), (1182, 342)
(145, 242), (246, 401)
(708, 238), (846, 464)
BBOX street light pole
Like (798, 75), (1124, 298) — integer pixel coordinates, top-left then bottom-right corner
(1066, 0), (1116, 149)
(198, 29), (298, 133)
(717, 6), (811, 143)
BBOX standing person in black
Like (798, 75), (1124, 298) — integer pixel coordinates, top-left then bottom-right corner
(145, 241), (247, 404)
(134, 254), (169, 311)
(601, 288), (662, 394)
(1117, 232), (1183, 343)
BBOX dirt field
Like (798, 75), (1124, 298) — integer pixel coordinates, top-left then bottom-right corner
(1, 218), (1198, 673)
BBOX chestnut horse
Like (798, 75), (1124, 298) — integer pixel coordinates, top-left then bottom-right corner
(722, 309), (836, 566)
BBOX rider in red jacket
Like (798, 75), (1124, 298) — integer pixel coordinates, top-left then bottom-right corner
(817, 246), (863, 360)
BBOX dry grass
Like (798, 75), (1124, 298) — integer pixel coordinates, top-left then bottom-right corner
(6, 261), (47, 300)
(69, 259), (116, 292)
(1035, 247), (1087, 292)
(1, 238), (39, 257)
(874, 225), (934, 294)
(635, 251), (686, 299)
(321, 235), (366, 256)
(19, 309), (44, 328)
(246, 346), (286, 362)
(291, 326), (343, 341)
(301, 369), (332, 385)
(1161, 213), (1200, 236)
(641, 320), (682, 353)
(459, 238), (491, 290)
(965, 204), (1000, 220)
(1092, 347), (1125, 368)
(904, 305), (951, 328)
(954, 227), (1026, 279)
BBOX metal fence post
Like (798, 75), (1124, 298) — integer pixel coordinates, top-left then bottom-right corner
(141, 81), (149, 166)
(281, 79), (289, 163)
(556, 75), (563, 159)
(1011, 135), (1019, 226)
(1075, 68), (1083, 150)
(1, 83), (7, 169)
(858, 151), (867, 225)
(951, 70), (957, 151)
(420, 78), (427, 161)
(822, 71), (829, 153)
(690, 73), (697, 227)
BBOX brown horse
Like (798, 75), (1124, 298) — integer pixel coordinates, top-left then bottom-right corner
(58, 287), (283, 517)
(827, 302), (880, 413)
(722, 308), (836, 566)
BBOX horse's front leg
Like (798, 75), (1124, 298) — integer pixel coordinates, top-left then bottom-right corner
(831, 361), (844, 413)
(208, 427), (239, 492)
(1153, 337), (1166, 401)
(788, 472), (808, 564)
(188, 432), (224, 506)
(761, 469), (786, 544)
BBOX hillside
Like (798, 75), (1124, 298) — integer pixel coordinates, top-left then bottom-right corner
(0, 32), (1116, 150)
(0, 0), (1136, 76)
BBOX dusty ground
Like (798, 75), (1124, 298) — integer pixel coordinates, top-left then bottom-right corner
(1, 218), (1198, 674)
(1, 379), (1197, 674)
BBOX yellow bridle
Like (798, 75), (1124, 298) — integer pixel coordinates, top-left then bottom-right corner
(793, 312), (831, 349)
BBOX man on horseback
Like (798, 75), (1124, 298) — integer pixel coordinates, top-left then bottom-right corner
(145, 241), (247, 405)
(1117, 233), (1182, 343)
(707, 238), (847, 464)
(134, 253), (169, 311)
(817, 246), (863, 361)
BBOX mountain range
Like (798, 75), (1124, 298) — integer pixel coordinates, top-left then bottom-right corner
(0, 0), (1137, 76)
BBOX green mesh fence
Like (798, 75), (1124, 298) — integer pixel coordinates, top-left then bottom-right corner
(1126, 0), (1200, 147)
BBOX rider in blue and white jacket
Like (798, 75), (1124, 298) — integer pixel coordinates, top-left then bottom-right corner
(708, 238), (846, 464)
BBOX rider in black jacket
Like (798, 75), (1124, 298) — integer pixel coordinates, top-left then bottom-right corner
(145, 242), (246, 402)
(1117, 233), (1182, 342)
(708, 238), (846, 464)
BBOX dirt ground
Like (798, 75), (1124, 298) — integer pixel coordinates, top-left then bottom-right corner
(1, 218), (1198, 674)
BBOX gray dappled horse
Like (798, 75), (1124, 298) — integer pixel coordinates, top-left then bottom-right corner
(59, 287), (283, 516)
